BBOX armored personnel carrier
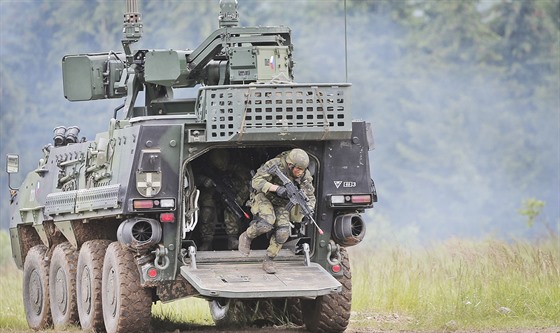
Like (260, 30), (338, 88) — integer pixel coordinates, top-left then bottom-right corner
(6, 1), (377, 332)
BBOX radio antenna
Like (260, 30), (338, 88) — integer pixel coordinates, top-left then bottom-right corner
(344, 0), (348, 82)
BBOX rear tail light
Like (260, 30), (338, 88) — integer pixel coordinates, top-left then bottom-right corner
(331, 264), (341, 273)
(132, 198), (176, 211)
(330, 194), (372, 206)
(160, 213), (175, 223)
(160, 199), (175, 208)
(351, 195), (372, 204)
(147, 267), (158, 278)
(133, 200), (154, 209)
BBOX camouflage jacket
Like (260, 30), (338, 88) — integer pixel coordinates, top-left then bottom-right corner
(251, 151), (316, 209)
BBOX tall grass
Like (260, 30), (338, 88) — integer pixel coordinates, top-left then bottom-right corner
(1, 230), (558, 331)
(349, 237), (560, 330)
(0, 232), (27, 330)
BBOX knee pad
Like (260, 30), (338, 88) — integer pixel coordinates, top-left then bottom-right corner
(255, 220), (274, 234)
(252, 216), (273, 235)
(275, 226), (290, 244)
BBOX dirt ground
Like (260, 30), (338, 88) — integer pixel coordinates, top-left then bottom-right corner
(159, 326), (560, 333)
(156, 323), (560, 333)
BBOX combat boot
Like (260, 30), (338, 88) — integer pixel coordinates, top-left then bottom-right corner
(238, 232), (252, 256)
(262, 255), (276, 274)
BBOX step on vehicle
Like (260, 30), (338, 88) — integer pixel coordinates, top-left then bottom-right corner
(6, 1), (377, 332)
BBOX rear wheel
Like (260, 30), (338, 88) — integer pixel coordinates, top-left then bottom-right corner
(76, 240), (111, 331)
(49, 242), (79, 329)
(22, 245), (52, 330)
(302, 247), (352, 333)
(102, 242), (152, 333)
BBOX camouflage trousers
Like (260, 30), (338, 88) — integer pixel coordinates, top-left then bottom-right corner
(199, 191), (240, 241)
(246, 193), (291, 258)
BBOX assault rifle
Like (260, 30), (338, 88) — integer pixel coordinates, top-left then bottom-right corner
(205, 170), (251, 221)
(268, 164), (324, 235)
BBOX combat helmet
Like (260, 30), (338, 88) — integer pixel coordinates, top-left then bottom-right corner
(286, 148), (309, 169)
(209, 149), (230, 171)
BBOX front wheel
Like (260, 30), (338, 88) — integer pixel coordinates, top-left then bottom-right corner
(22, 245), (52, 330)
(102, 242), (152, 333)
(302, 247), (352, 333)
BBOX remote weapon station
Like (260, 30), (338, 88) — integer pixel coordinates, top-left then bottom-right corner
(6, 1), (377, 332)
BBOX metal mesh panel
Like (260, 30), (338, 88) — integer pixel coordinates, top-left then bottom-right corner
(76, 184), (120, 212)
(45, 191), (76, 215)
(197, 84), (352, 142)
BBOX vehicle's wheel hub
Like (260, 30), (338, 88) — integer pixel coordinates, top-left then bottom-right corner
(29, 270), (42, 315)
(54, 268), (68, 314)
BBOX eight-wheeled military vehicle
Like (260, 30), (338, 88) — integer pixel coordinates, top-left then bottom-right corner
(6, 1), (376, 332)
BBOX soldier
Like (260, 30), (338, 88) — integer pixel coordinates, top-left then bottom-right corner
(239, 148), (316, 274)
(195, 149), (251, 250)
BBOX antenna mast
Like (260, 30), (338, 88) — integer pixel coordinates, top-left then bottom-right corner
(344, 0), (348, 83)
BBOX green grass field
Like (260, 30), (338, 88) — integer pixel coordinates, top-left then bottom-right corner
(0, 230), (558, 331)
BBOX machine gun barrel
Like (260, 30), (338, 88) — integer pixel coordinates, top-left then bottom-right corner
(268, 164), (324, 235)
(205, 171), (250, 221)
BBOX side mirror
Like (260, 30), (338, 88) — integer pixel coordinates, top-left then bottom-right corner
(6, 154), (20, 191)
(6, 154), (19, 174)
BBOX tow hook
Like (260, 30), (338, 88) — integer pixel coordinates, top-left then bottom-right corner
(152, 244), (170, 270)
(326, 241), (342, 266)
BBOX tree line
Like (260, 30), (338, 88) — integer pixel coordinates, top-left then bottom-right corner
(0, 0), (558, 242)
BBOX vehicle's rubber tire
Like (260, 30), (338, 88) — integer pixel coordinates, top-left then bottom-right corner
(102, 242), (152, 333)
(76, 240), (111, 331)
(302, 248), (352, 333)
(49, 242), (79, 329)
(22, 244), (53, 330)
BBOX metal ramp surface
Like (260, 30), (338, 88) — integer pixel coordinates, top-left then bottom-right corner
(180, 250), (341, 298)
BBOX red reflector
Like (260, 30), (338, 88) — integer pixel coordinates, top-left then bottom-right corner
(331, 264), (341, 273)
(147, 267), (158, 278)
(160, 213), (175, 223)
(133, 200), (154, 209)
(351, 195), (372, 204)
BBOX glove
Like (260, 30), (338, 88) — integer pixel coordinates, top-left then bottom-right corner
(275, 186), (289, 199)
(301, 216), (311, 226)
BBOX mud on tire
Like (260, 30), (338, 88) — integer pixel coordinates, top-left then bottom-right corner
(49, 242), (79, 329)
(102, 242), (152, 333)
(77, 240), (111, 331)
(302, 248), (352, 333)
(23, 245), (52, 330)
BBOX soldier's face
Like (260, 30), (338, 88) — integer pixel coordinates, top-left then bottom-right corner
(291, 166), (305, 178)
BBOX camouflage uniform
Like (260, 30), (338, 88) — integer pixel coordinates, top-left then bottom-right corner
(240, 149), (316, 272)
(196, 150), (250, 250)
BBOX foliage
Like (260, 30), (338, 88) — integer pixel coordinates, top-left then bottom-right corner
(519, 198), (545, 228)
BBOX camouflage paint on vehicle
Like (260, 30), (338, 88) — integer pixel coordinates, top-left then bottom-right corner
(6, 1), (377, 332)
